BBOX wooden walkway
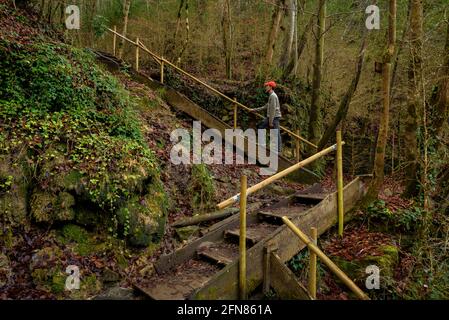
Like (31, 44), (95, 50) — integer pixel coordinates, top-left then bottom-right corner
(134, 176), (369, 300)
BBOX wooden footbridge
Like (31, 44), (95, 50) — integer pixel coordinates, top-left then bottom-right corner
(95, 28), (371, 300)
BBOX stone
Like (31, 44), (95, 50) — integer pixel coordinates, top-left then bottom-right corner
(93, 286), (135, 300)
(102, 268), (121, 283)
(383, 188), (394, 197)
(175, 225), (199, 241)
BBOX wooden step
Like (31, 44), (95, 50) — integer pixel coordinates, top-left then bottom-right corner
(258, 201), (316, 223)
(224, 223), (279, 245)
(292, 193), (326, 204)
(197, 242), (238, 267)
(134, 259), (218, 300)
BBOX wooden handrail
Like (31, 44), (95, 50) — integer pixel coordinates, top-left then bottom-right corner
(217, 143), (342, 210)
(106, 27), (318, 149)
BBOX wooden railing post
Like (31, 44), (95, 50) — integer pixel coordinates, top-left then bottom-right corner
(308, 227), (317, 299)
(337, 130), (344, 237)
(296, 129), (301, 163)
(282, 217), (370, 300)
(239, 175), (247, 300)
(135, 37), (140, 71)
(113, 26), (117, 56)
(160, 57), (165, 84)
(234, 98), (238, 129)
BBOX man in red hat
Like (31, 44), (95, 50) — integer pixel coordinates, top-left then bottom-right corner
(253, 81), (282, 152)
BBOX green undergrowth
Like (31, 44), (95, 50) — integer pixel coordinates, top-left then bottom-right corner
(0, 32), (167, 246)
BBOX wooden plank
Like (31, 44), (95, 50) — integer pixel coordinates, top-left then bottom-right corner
(197, 242), (238, 266)
(270, 253), (312, 300)
(189, 176), (369, 300)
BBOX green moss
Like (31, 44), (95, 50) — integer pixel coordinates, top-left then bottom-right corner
(175, 225), (199, 241)
(61, 224), (88, 244)
(51, 272), (67, 294)
(30, 190), (75, 223)
(116, 181), (168, 247)
(0, 154), (28, 226)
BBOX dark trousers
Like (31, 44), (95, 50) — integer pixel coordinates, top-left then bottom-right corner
(257, 117), (282, 152)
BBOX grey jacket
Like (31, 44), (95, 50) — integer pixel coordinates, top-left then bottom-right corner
(254, 91), (282, 125)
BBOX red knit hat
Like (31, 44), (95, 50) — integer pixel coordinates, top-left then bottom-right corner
(264, 81), (277, 88)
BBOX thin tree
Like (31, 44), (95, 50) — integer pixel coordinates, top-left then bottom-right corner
(364, 0), (397, 203)
(279, 0), (296, 70)
(308, 0), (326, 150)
(264, 0), (286, 73)
(118, 0), (132, 59)
(222, 0), (233, 79)
(403, 0), (424, 197)
(433, 17), (449, 138)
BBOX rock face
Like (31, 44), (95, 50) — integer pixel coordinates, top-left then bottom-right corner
(116, 183), (168, 247)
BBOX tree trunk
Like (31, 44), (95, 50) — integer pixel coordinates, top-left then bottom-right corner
(264, 0), (285, 73)
(433, 20), (449, 137)
(118, 0), (132, 59)
(279, 0), (296, 70)
(308, 0), (326, 149)
(177, 0), (190, 65)
(364, 0), (397, 203)
(222, 0), (233, 79)
(317, 33), (367, 150)
(403, 0), (423, 197)
(282, 15), (313, 79)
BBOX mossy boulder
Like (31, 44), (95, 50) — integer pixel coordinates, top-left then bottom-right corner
(59, 224), (108, 257)
(30, 189), (76, 223)
(117, 187), (167, 247)
(332, 245), (399, 286)
(0, 154), (28, 226)
(175, 225), (200, 241)
(29, 246), (66, 293)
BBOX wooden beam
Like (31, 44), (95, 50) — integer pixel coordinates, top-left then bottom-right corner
(270, 252), (312, 300)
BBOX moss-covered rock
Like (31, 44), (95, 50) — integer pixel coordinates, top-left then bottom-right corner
(175, 225), (200, 241)
(116, 183), (167, 247)
(30, 189), (76, 223)
(29, 246), (65, 293)
(0, 154), (28, 226)
(332, 244), (400, 286)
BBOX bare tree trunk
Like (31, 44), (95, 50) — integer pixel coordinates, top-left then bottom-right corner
(222, 0), (233, 79)
(317, 33), (367, 150)
(164, 0), (184, 59)
(177, 0), (190, 65)
(433, 20), (449, 137)
(308, 0), (326, 150)
(264, 0), (285, 73)
(118, 0), (132, 59)
(279, 0), (296, 69)
(364, 0), (397, 203)
(283, 15), (313, 79)
(403, 0), (423, 197)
